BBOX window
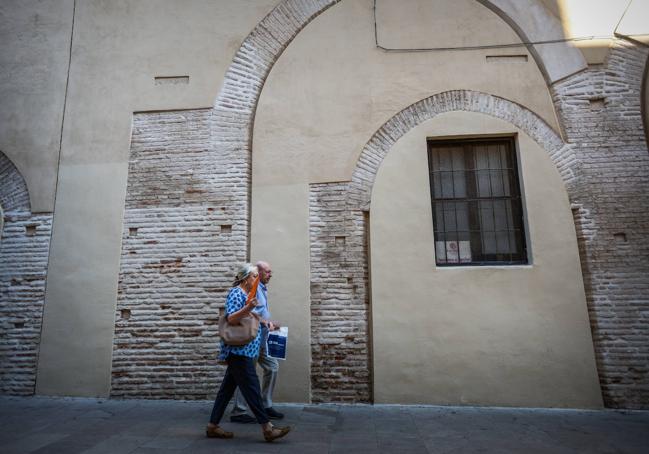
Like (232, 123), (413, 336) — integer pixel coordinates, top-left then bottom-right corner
(428, 137), (527, 266)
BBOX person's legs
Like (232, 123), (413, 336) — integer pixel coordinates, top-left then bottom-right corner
(208, 362), (238, 425)
(209, 355), (289, 442)
(230, 388), (249, 417)
(258, 349), (279, 409)
(226, 355), (270, 425)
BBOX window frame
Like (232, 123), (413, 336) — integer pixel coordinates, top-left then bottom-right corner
(427, 135), (529, 267)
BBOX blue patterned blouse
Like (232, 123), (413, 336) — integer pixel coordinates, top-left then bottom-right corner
(218, 286), (262, 361)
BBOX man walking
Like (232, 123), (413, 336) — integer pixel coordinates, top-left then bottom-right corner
(230, 261), (284, 423)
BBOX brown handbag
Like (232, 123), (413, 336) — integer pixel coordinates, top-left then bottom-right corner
(218, 307), (260, 346)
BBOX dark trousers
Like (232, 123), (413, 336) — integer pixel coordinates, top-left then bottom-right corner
(209, 354), (269, 425)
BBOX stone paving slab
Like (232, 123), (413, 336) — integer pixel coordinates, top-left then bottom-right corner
(1, 396), (648, 453)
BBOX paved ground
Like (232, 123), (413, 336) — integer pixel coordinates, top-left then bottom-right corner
(1, 396), (648, 453)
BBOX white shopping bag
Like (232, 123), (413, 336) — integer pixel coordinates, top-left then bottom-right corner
(267, 327), (288, 360)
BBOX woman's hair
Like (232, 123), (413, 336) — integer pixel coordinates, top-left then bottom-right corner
(232, 263), (257, 287)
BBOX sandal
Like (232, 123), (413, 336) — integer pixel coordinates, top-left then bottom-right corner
(206, 425), (234, 439)
(263, 425), (291, 442)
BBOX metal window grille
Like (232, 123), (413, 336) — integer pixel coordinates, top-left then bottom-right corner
(428, 137), (528, 266)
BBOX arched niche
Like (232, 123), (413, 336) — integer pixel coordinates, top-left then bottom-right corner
(308, 90), (601, 406)
(0, 151), (31, 214)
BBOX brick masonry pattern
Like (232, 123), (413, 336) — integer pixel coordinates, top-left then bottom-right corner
(552, 41), (649, 409)
(0, 152), (52, 395)
(310, 184), (371, 402)
(16, 0), (622, 407)
(0, 152), (31, 213)
(109, 0), (649, 408)
(348, 90), (572, 210)
(112, 0), (341, 400)
(309, 43), (649, 407)
(112, 109), (248, 399)
(309, 90), (571, 403)
(309, 41), (649, 407)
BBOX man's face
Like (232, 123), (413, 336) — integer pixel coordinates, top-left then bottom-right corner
(259, 263), (272, 285)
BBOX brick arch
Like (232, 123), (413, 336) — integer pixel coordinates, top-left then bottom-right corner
(209, 0), (583, 251)
(0, 151), (31, 214)
(208, 0), (585, 404)
(308, 90), (577, 403)
(348, 90), (576, 210)
(212, 0), (582, 121)
(205, 0), (649, 407)
(209, 0), (341, 257)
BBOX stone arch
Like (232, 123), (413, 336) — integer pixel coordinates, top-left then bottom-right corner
(0, 151), (31, 214)
(348, 90), (575, 210)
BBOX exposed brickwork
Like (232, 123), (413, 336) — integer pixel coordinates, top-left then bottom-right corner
(309, 44), (649, 407)
(309, 91), (571, 402)
(0, 214), (52, 395)
(212, 0), (340, 117)
(232, 2), (648, 408)
(111, 110), (249, 399)
(208, 0), (341, 258)
(0, 151), (51, 395)
(113, 4), (649, 410)
(310, 183), (371, 403)
(112, 0), (342, 400)
(551, 40), (649, 409)
(0, 152), (31, 212)
(349, 90), (573, 209)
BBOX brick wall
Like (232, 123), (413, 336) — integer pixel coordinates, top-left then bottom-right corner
(111, 0), (342, 399)
(111, 110), (248, 399)
(309, 90), (569, 403)
(0, 153), (31, 213)
(310, 183), (371, 403)
(0, 152), (52, 395)
(111, 4), (649, 409)
(552, 40), (649, 408)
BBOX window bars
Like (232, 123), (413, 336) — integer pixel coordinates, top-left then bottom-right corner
(428, 137), (527, 266)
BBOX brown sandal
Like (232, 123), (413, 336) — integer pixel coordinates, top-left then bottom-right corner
(206, 425), (234, 439)
(263, 425), (291, 442)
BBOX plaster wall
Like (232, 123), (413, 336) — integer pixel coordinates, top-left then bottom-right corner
(0, 0), (73, 212)
(34, 0), (277, 397)
(254, 0), (558, 187)
(250, 184), (312, 402)
(252, 0), (560, 401)
(370, 111), (602, 407)
(476, 0), (586, 81)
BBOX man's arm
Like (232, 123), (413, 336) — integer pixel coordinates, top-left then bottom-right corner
(261, 320), (280, 331)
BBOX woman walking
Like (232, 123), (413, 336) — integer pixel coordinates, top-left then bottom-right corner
(206, 263), (291, 442)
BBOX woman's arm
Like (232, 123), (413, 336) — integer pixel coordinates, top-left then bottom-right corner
(226, 293), (258, 325)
